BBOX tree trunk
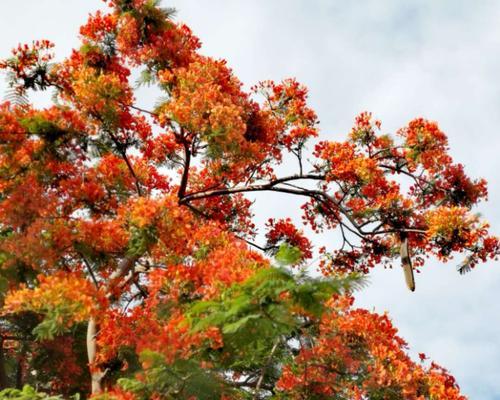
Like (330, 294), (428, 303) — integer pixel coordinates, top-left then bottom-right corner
(87, 317), (103, 394)
(0, 338), (8, 389)
(86, 255), (139, 394)
(15, 353), (23, 389)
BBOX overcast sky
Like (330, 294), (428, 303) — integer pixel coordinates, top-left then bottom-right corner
(1, 1), (500, 398)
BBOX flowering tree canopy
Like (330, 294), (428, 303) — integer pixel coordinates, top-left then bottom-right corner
(0, 0), (497, 398)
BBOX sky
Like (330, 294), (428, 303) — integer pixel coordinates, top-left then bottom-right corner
(1, 0), (500, 398)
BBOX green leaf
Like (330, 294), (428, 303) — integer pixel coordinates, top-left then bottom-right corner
(119, 352), (232, 400)
(0, 276), (9, 295)
(127, 226), (157, 257)
(221, 314), (261, 334)
(275, 243), (302, 266)
(0, 385), (76, 399)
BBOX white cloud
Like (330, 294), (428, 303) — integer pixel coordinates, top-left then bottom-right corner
(1, 1), (500, 397)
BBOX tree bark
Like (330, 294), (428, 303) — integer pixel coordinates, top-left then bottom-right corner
(87, 255), (139, 395)
(0, 338), (8, 390)
(87, 317), (103, 394)
(15, 353), (23, 389)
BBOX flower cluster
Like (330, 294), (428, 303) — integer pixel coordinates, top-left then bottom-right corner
(265, 218), (313, 261)
(158, 57), (249, 153)
(0, 40), (55, 95)
(0, 0), (495, 397)
(255, 79), (318, 150)
(277, 296), (466, 400)
(399, 118), (452, 173)
(3, 272), (106, 331)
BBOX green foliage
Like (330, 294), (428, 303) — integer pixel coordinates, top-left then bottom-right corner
(113, 350), (231, 400)
(18, 115), (74, 163)
(127, 226), (157, 257)
(110, 268), (364, 399)
(193, 244), (210, 261)
(0, 275), (9, 300)
(188, 267), (364, 372)
(27, 299), (88, 341)
(135, 69), (157, 88)
(0, 385), (79, 400)
(275, 243), (302, 266)
(20, 116), (63, 139)
(3, 86), (29, 107)
(32, 318), (66, 340)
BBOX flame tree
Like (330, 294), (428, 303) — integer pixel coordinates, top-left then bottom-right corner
(0, 1), (497, 399)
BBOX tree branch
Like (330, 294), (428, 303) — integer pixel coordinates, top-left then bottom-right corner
(254, 338), (280, 398)
(179, 176), (426, 240)
(178, 136), (191, 200)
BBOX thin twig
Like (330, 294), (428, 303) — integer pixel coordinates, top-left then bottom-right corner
(254, 338), (280, 399)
